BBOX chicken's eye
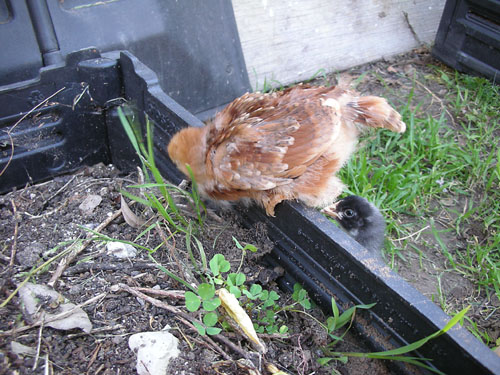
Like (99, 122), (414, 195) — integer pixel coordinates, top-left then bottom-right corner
(344, 208), (355, 218)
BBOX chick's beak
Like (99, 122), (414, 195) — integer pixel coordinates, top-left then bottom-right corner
(321, 201), (340, 219)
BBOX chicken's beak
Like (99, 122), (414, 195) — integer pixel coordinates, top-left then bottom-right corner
(321, 201), (340, 219)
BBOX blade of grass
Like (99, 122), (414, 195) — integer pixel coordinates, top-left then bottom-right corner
(120, 189), (153, 208)
(326, 306), (470, 374)
(331, 306), (470, 357)
(147, 253), (196, 293)
(117, 107), (142, 156)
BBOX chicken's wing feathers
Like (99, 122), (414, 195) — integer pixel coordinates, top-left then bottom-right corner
(209, 116), (298, 191)
(207, 85), (345, 192)
(344, 96), (406, 133)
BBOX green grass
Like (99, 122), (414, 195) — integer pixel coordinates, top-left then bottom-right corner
(339, 68), (499, 345)
(117, 107), (206, 234)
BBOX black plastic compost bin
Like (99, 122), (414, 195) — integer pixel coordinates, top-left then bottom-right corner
(432, 0), (500, 81)
(1, 1), (500, 374)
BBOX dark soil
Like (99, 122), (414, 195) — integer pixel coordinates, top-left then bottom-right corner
(0, 164), (393, 374)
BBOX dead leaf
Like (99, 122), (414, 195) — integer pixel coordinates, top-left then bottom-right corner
(11, 341), (36, 357)
(19, 283), (92, 333)
(78, 194), (102, 216)
(121, 195), (145, 228)
(387, 65), (398, 73)
(217, 288), (266, 353)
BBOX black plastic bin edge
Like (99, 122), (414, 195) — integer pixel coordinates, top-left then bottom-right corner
(240, 201), (500, 375)
(432, 0), (500, 81)
(115, 51), (500, 375)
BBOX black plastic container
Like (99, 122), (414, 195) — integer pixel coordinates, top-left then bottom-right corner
(433, 0), (500, 81)
(0, 0), (249, 118)
(1, 0), (249, 192)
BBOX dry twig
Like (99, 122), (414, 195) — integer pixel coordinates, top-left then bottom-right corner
(41, 174), (79, 210)
(393, 225), (430, 242)
(48, 207), (125, 287)
(44, 354), (52, 375)
(87, 342), (102, 370)
(32, 316), (44, 371)
(93, 363), (105, 375)
(9, 198), (19, 266)
(130, 286), (185, 300)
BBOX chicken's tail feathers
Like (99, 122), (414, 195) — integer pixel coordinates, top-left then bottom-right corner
(345, 96), (406, 133)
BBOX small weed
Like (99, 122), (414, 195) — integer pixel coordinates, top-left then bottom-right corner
(319, 304), (471, 375)
(291, 283), (312, 309)
(117, 106), (206, 235)
(464, 316), (498, 347)
(324, 297), (375, 346)
(306, 68), (329, 84)
(185, 283), (222, 336)
(183, 249), (303, 336)
(251, 68), (284, 93)
(232, 236), (258, 273)
(244, 283), (282, 334)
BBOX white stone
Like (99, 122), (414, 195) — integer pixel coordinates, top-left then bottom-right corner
(106, 242), (137, 258)
(129, 330), (180, 375)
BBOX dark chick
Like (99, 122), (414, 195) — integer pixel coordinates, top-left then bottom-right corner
(322, 195), (385, 254)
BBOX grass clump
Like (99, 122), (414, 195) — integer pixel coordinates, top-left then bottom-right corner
(117, 107), (206, 234)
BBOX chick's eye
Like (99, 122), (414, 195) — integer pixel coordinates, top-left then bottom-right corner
(344, 209), (355, 218)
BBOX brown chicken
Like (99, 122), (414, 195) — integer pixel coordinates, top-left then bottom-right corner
(167, 84), (405, 216)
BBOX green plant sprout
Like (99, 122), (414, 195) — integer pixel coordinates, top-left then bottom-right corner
(185, 283), (222, 336)
(318, 304), (471, 375)
(117, 106), (206, 234)
(232, 236), (258, 274)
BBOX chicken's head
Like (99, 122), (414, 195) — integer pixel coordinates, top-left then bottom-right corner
(167, 126), (208, 183)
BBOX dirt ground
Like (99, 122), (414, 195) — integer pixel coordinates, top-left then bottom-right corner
(0, 164), (392, 375)
(0, 49), (495, 374)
